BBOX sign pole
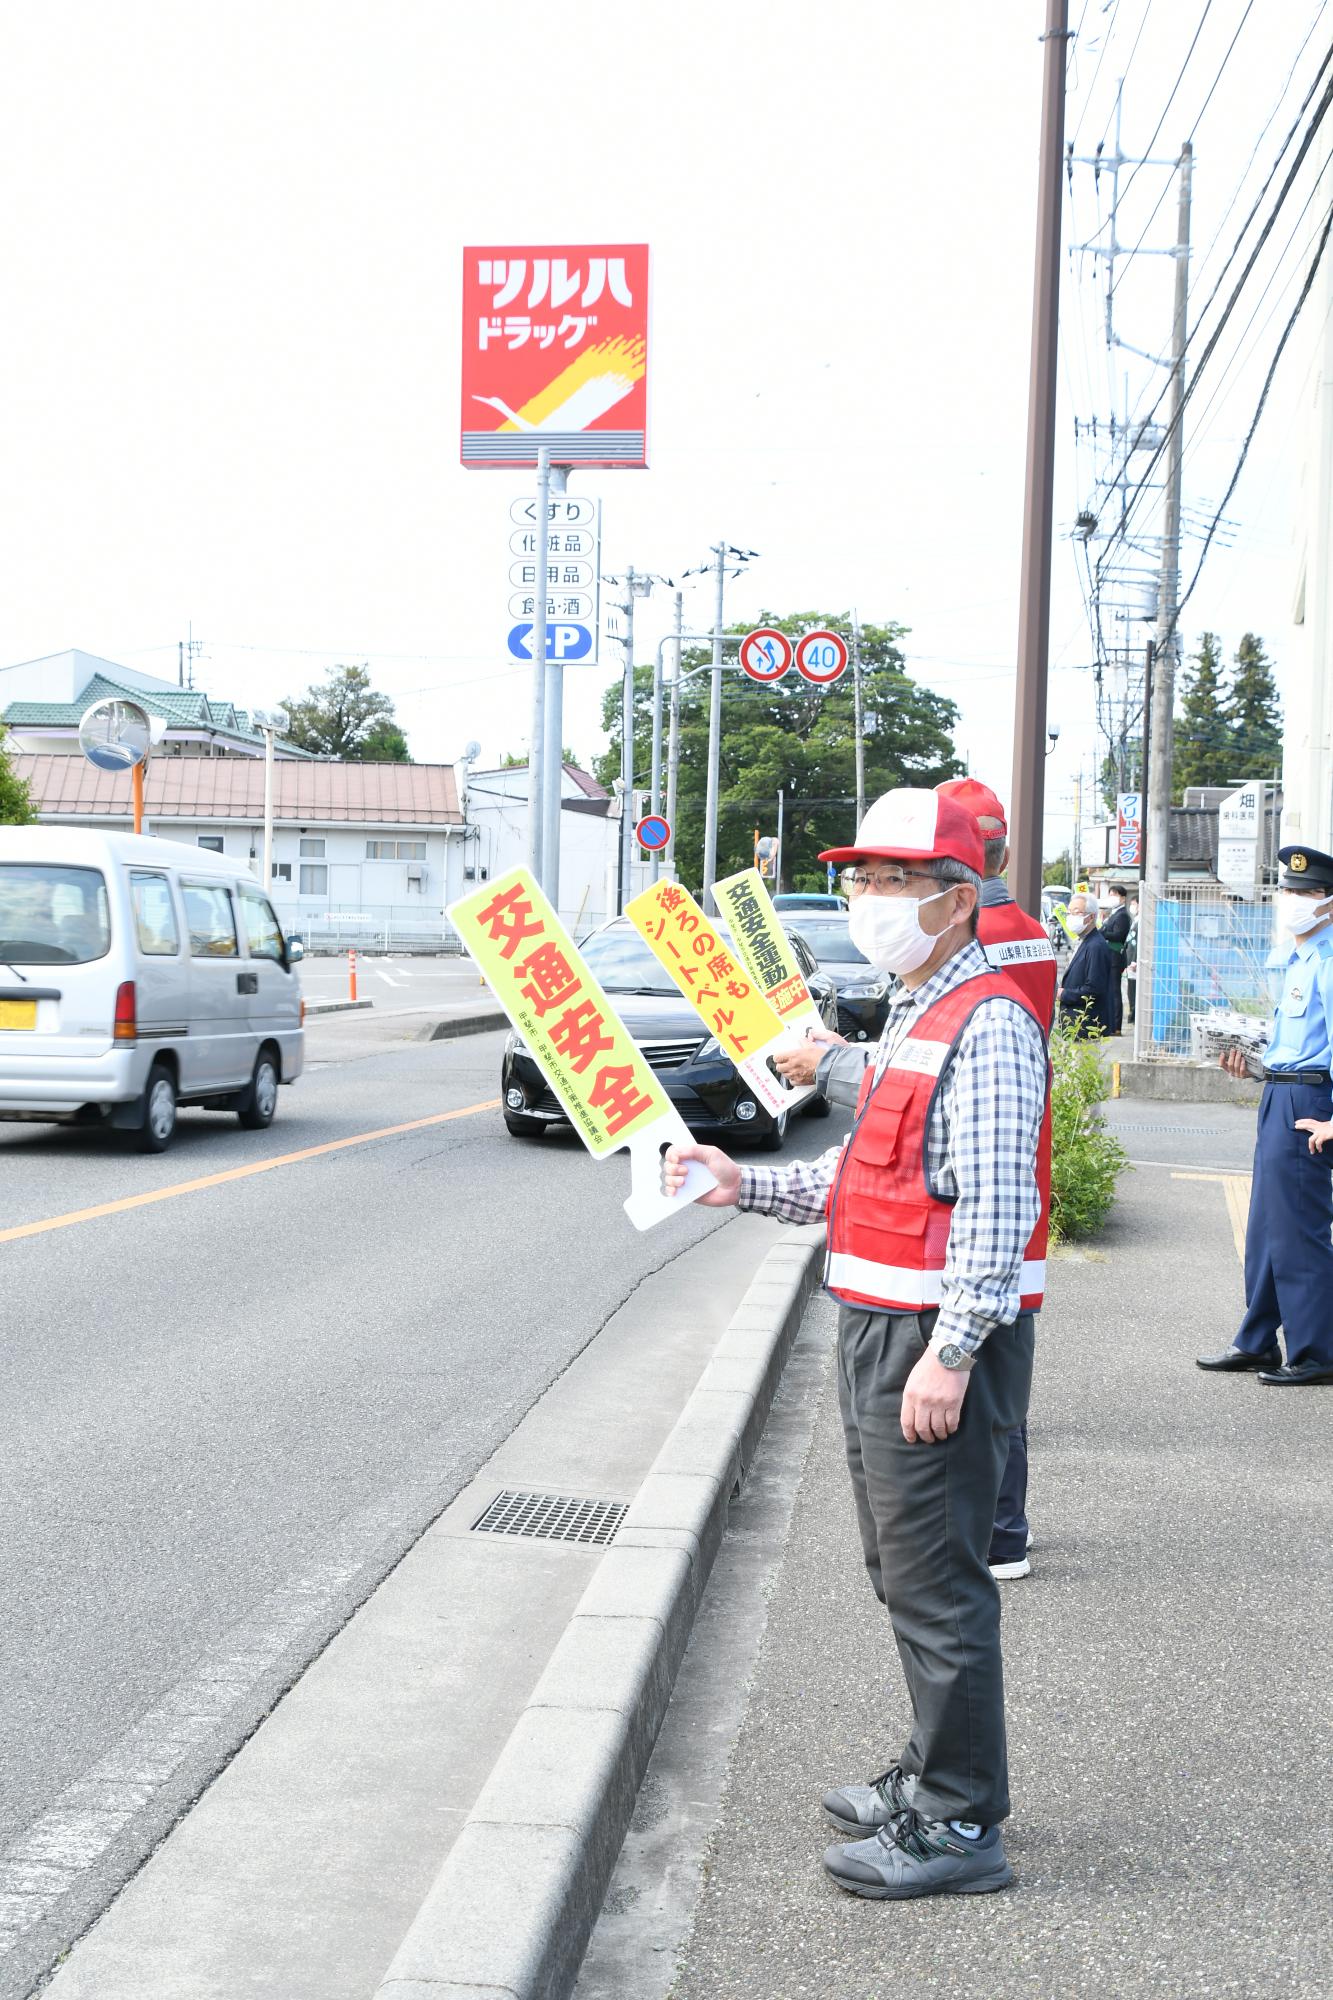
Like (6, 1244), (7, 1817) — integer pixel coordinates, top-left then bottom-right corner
(132, 762), (144, 836)
(619, 569), (637, 914)
(662, 588), (683, 883)
(702, 541), (726, 908)
(528, 446), (550, 882)
(649, 589), (665, 885)
(776, 788), (784, 892)
(540, 460), (568, 909)
(852, 612), (866, 834)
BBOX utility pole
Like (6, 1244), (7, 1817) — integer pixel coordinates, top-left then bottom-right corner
(776, 788), (785, 893)
(701, 541), (727, 908)
(662, 588), (684, 883)
(1144, 143), (1192, 901)
(852, 611), (866, 833)
(1009, 0), (1070, 916)
(1072, 764), (1083, 884)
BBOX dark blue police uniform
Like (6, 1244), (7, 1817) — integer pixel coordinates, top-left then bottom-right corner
(1198, 843), (1333, 1386)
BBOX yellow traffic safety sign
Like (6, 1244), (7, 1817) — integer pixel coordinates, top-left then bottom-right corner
(447, 866), (716, 1227)
(623, 879), (813, 1116)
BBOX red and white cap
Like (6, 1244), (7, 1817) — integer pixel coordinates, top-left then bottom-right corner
(819, 787), (985, 874)
(936, 776), (1007, 837)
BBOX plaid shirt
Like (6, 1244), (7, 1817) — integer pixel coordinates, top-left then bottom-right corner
(738, 938), (1047, 1356)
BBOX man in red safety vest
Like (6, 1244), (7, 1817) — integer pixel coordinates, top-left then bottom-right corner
(666, 788), (1050, 1900)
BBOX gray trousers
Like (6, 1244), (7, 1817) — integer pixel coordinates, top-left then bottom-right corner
(836, 1305), (1035, 1826)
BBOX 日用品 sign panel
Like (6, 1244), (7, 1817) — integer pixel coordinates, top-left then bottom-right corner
(462, 244), (650, 469)
(712, 869), (825, 1032)
(622, 881), (812, 1116)
(447, 867), (714, 1227)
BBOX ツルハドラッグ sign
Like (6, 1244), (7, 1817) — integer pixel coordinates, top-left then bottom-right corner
(447, 867), (714, 1227)
(461, 244), (650, 469)
(622, 881), (813, 1116)
(712, 869), (826, 1033)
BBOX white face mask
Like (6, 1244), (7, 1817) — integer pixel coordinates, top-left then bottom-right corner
(848, 886), (954, 976)
(1279, 890), (1333, 936)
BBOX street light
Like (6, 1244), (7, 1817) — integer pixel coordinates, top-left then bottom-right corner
(253, 707), (290, 889)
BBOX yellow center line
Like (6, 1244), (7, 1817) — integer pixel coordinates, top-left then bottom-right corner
(1171, 1170), (1251, 1265)
(0, 1098), (501, 1246)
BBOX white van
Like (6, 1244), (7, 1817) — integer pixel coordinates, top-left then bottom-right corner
(0, 826), (304, 1151)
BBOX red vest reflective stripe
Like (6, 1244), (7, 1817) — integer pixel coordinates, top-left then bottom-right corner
(977, 899), (1058, 1025)
(825, 969), (1052, 1316)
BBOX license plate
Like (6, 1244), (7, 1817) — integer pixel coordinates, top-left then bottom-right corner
(0, 999), (37, 1030)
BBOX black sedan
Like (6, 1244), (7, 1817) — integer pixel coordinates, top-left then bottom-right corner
(500, 917), (839, 1148)
(784, 913), (892, 1042)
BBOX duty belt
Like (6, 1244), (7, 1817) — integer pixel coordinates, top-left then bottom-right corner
(1263, 1067), (1332, 1085)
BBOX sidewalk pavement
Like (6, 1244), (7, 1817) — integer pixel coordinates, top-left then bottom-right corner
(618, 1151), (1333, 1998)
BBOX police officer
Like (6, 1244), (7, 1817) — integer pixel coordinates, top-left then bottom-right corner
(1197, 843), (1333, 1387)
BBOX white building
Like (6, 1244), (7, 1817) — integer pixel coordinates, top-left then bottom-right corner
(1284, 154), (1333, 853)
(12, 754), (469, 948)
(463, 761), (651, 935)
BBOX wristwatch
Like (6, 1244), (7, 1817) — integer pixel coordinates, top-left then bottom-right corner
(931, 1341), (974, 1372)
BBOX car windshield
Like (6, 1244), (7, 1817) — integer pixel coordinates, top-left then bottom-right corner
(579, 920), (736, 994)
(0, 864), (112, 964)
(791, 919), (869, 965)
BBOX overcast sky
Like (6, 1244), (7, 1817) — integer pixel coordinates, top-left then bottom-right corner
(0, 0), (1322, 858)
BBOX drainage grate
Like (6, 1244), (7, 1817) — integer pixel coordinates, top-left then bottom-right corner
(1110, 1123), (1222, 1135)
(472, 1490), (628, 1546)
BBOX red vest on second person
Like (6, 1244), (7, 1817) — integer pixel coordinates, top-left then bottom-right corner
(976, 897), (1057, 1026)
(825, 967), (1052, 1317)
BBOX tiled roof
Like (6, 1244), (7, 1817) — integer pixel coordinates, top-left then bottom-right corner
(12, 754), (463, 826)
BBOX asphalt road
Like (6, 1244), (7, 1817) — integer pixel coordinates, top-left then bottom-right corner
(0, 1022), (837, 1998)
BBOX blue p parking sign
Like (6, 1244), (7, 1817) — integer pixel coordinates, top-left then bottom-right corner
(507, 622), (593, 662)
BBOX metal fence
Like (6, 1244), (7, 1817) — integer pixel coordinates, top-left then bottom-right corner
(281, 905), (466, 955)
(1134, 882), (1276, 1062)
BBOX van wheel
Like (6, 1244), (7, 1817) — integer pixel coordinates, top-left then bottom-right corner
(757, 1106), (789, 1152)
(137, 1064), (177, 1153)
(237, 1049), (280, 1129)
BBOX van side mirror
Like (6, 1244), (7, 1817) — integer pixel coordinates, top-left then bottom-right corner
(286, 937), (305, 964)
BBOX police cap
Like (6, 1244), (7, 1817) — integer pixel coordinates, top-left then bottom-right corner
(1277, 843), (1333, 892)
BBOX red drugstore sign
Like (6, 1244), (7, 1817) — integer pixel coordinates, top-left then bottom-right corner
(461, 244), (650, 469)
(446, 866), (714, 1227)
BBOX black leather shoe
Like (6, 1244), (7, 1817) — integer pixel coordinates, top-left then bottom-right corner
(1257, 1360), (1333, 1386)
(1195, 1346), (1282, 1372)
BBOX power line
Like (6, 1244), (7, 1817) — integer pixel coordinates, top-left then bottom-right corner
(1189, 0), (1328, 301)
(1107, 0), (1214, 239)
(1108, 0), (1255, 300)
(1095, 55), (1333, 575)
(1164, 192), (1333, 647)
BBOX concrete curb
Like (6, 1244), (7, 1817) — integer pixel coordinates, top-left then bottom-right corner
(423, 1008), (508, 1042)
(303, 997), (375, 1015)
(373, 1232), (824, 2000)
(1114, 1058), (1261, 1105)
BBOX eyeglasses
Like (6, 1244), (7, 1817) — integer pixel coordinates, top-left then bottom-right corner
(840, 865), (942, 895)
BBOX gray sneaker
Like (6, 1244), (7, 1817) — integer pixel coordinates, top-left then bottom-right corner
(821, 1763), (917, 1837)
(823, 1807), (1014, 1899)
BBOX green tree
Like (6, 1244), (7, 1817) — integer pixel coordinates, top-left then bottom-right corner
(0, 724), (35, 824)
(281, 664), (410, 761)
(595, 613), (961, 892)
(1226, 632), (1282, 778)
(1172, 631), (1232, 797)
(1043, 850), (1072, 887)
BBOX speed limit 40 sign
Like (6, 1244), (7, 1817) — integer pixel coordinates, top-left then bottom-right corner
(794, 628), (849, 684)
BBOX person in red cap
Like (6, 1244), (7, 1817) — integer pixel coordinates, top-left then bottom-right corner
(666, 787), (1051, 1900)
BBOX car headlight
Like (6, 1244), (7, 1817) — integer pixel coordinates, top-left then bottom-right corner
(507, 1032), (532, 1057)
(840, 981), (887, 1000)
(696, 1036), (723, 1060)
